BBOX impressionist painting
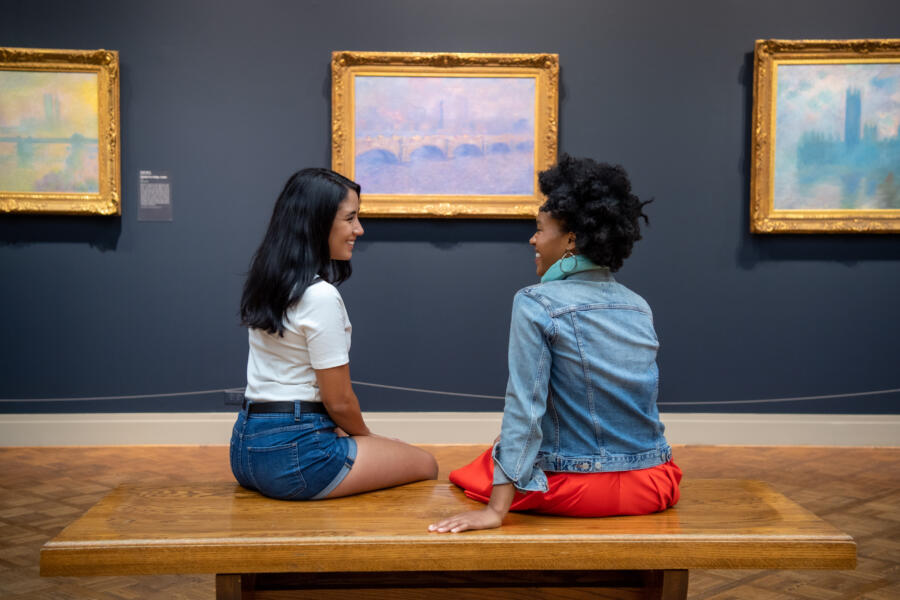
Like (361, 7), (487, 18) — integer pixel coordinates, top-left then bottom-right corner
(354, 75), (535, 196)
(0, 70), (100, 194)
(332, 52), (558, 218)
(773, 63), (900, 210)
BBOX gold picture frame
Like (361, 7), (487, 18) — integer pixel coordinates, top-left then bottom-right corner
(750, 39), (900, 233)
(0, 47), (121, 216)
(331, 51), (558, 218)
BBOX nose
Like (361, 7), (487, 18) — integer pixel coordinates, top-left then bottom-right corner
(529, 233), (537, 246)
(354, 220), (364, 236)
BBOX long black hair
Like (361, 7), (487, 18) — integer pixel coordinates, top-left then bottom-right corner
(240, 168), (361, 335)
(539, 154), (651, 272)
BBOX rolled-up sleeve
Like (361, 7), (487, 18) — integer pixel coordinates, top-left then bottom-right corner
(491, 290), (554, 492)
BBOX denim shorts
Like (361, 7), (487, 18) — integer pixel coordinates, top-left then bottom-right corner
(229, 402), (357, 500)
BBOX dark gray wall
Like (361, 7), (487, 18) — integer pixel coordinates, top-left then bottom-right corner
(1, 0), (898, 414)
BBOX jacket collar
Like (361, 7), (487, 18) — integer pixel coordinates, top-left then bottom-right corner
(541, 254), (612, 283)
(563, 268), (614, 283)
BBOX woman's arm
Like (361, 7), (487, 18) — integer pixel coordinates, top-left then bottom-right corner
(428, 482), (515, 533)
(429, 291), (554, 533)
(490, 291), (554, 492)
(315, 363), (371, 436)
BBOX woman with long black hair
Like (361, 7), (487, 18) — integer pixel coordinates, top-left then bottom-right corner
(231, 167), (437, 500)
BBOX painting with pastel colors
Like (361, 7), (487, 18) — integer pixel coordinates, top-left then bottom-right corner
(0, 70), (100, 193)
(354, 76), (535, 195)
(773, 63), (900, 210)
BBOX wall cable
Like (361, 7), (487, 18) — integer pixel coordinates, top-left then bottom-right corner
(0, 382), (897, 406)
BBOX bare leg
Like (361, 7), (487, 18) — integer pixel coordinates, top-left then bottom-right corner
(324, 435), (438, 498)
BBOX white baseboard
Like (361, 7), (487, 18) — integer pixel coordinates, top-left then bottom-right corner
(0, 412), (897, 447)
(662, 413), (899, 446)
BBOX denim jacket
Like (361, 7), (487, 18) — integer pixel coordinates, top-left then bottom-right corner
(492, 269), (672, 492)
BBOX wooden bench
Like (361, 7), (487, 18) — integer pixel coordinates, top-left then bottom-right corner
(40, 479), (855, 599)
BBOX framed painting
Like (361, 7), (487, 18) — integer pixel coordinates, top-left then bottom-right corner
(0, 47), (121, 216)
(751, 39), (900, 233)
(331, 51), (558, 218)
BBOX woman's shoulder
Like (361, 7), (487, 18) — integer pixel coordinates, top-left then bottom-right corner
(302, 279), (342, 300)
(510, 284), (555, 317)
(289, 280), (345, 318)
(513, 283), (544, 302)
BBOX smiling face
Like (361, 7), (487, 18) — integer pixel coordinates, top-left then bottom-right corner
(529, 210), (575, 277)
(328, 188), (364, 261)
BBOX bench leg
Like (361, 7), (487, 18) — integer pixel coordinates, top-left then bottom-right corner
(219, 569), (689, 599)
(216, 574), (256, 600)
(658, 569), (689, 599)
(216, 574), (241, 600)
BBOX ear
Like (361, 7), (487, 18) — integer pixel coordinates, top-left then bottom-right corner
(567, 233), (577, 251)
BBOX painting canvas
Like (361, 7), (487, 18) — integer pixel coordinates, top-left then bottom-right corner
(773, 63), (900, 210)
(332, 52), (559, 218)
(0, 70), (100, 193)
(0, 47), (120, 216)
(750, 39), (900, 233)
(354, 76), (535, 196)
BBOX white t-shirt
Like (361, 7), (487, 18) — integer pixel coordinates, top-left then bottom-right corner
(244, 280), (351, 402)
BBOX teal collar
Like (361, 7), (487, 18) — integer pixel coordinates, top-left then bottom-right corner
(541, 254), (607, 283)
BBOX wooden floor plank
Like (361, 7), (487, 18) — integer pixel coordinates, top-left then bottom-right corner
(2, 444), (898, 598)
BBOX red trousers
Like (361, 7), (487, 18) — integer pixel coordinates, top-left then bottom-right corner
(450, 446), (682, 517)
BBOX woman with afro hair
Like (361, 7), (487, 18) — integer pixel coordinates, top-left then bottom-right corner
(430, 155), (681, 532)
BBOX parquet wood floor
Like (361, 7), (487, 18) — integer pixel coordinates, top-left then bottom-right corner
(2, 444), (897, 599)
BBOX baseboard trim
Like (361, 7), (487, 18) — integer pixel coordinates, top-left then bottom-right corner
(0, 412), (897, 447)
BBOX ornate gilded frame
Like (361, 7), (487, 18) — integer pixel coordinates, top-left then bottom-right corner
(332, 51), (558, 218)
(751, 39), (900, 233)
(0, 47), (121, 215)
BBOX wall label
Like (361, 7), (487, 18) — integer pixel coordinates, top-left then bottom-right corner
(138, 170), (172, 221)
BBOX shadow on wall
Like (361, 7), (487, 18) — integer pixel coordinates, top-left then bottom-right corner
(351, 219), (536, 251)
(733, 52), (900, 268)
(0, 214), (121, 251)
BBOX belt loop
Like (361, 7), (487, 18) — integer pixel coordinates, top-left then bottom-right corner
(294, 401), (302, 421)
(240, 395), (249, 414)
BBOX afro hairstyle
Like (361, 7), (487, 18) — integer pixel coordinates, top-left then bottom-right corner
(538, 154), (651, 272)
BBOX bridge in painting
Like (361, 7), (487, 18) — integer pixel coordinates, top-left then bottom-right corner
(355, 133), (533, 163)
(0, 134), (98, 165)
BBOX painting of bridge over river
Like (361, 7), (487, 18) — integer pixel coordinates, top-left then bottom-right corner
(0, 70), (100, 194)
(773, 63), (900, 210)
(354, 76), (535, 195)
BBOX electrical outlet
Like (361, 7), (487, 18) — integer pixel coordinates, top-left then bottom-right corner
(224, 390), (244, 406)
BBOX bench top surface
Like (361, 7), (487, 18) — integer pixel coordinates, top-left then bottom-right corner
(41, 479), (856, 576)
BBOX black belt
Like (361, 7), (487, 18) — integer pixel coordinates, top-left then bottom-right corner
(242, 399), (328, 415)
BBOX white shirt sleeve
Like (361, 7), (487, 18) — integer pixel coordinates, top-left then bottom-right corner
(296, 282), (351, 370)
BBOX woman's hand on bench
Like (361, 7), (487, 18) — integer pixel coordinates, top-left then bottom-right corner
(429, 483), (515, 533)
(428, 506), (504, 533)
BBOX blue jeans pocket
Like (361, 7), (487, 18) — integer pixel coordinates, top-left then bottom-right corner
(248, 442), (308, 499)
